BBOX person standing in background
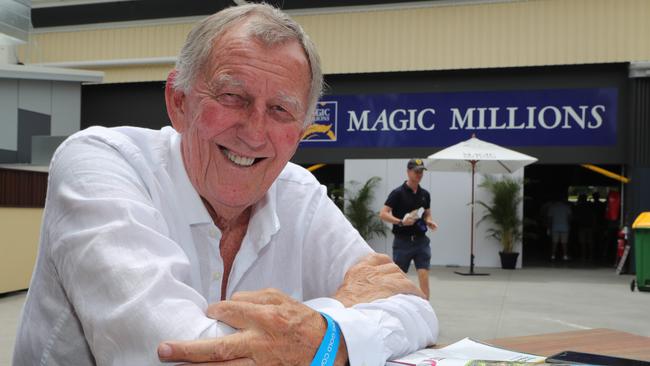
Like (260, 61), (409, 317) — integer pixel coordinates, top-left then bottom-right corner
(547, 196), (572, 261)
(380, 159), (438, 299)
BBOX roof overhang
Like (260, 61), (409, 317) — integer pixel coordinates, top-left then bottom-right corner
(0, 163), (49, 173)
(0, 63), (104, 82)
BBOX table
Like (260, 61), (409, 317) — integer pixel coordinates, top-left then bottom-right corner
(487, 328), (650, 361)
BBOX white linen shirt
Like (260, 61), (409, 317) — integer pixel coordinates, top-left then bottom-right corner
(13, 126), (438, 366)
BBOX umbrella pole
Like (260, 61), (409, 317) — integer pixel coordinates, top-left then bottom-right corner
(470, 160), (475, 274)
(455, 160), (489, 276)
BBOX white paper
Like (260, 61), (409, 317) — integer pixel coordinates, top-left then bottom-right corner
(387, 338), (546, 366)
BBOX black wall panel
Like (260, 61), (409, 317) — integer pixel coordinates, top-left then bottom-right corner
(625, 78), (650, 223)
(33, 0), (438, 28)
(81, 82), (170, 130)
(17, 109), (51, 164)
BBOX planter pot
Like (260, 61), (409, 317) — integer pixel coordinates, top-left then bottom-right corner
(499, 251), (519, 269)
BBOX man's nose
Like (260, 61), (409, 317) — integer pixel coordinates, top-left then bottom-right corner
(237, 106), (268, 149)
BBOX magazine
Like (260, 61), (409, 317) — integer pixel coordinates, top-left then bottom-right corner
(387, 337), (547, 366)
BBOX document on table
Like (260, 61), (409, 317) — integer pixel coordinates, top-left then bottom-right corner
(387, 337), (547, 366)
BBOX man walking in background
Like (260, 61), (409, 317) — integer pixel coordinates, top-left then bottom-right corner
(380, 159), (438, 299)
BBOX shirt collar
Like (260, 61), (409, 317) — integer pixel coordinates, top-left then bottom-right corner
(403, 180), (415, 190)
(402, 181), (421, 193)
(168, 130), (213, 225)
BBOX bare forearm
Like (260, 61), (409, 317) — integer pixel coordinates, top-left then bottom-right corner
(335, 338), (349, 366)
(379, 208), (400, 225)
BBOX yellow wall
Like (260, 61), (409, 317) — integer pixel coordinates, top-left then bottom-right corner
(0, 208), (42, 293)
(19, 0), (650, 83)
(303, 0), (650, 73)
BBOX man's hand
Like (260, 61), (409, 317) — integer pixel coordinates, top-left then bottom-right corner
(157, 254), (424, 364)
(402, 215), (417, 226)
(158, 288), (348, 365)
(426, 220), (438, 231)
(334, 253), (426, 307)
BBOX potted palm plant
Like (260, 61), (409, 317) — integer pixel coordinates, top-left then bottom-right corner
(343, 176), (387, 241)
(477, 175), (524, 269)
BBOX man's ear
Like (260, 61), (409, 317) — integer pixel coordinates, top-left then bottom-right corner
(165, 70), (189, 133)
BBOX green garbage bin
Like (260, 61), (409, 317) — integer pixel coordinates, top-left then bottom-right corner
(632, 212), (650, 292)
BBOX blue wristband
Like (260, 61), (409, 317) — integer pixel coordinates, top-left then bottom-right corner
(310, 312), (340, 366)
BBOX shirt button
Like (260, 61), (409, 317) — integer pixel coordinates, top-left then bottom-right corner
(213, 272), (221, 281)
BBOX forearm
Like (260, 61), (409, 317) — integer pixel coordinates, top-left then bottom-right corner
(309, 295), (438, 366)
(335, 341), (349, 366)
(379, 206), (401, 225)
(423, 210), (432, 222)
(381, 212), (401, 225)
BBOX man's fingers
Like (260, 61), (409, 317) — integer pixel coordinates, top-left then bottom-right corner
(390, 277), (426, 298)
(403, 217), (416, 225)
(158, 333), (250, 363)
(178, 358), (254, 366)
(380, 270), (426, 298)
(230, 288), (292, 305)
(207, 300), (274, 329)
(336, 256), (427, 306)
(358, 253), (392, 266)
(376, 262), (404, 274)
(347, 262), (403, 280)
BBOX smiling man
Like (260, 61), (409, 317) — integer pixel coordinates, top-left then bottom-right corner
(13, 4), (438, 366)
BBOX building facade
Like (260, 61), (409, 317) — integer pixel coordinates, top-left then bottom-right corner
(7, 0), (650, 266)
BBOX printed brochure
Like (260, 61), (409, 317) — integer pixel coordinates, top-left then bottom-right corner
(386, 337), (546, 366)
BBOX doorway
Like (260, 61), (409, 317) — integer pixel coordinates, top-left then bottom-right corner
(300, 163), (344, 209)
(523, 164), (624, 267)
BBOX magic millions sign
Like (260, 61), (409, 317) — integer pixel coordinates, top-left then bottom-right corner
(300, 88), (617, 147)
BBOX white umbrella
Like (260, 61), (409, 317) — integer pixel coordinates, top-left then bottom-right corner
(425, 135), (537, 275)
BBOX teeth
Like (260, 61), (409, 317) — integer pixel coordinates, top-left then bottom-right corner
(223, 148), (255, 167)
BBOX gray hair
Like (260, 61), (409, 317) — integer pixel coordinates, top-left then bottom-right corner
(173, 3), (323, 127)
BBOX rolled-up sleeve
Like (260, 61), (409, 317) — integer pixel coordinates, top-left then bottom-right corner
(307, 295), (438, 366)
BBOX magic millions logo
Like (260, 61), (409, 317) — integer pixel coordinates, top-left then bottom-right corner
(302, 101), (337, 142)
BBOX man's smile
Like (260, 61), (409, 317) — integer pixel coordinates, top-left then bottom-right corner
(219, 145), (264, 167)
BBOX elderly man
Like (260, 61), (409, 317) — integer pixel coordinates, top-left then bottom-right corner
(13, 4), (438, 366)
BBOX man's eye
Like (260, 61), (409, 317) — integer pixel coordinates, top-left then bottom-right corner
(271, 105), (288, 113)
(216, 93), (246, 106)
(270, 105), (296, 122)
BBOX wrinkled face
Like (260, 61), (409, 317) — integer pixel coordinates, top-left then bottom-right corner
(407, 168), (424, 184)
(168, 22), (311, 212)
